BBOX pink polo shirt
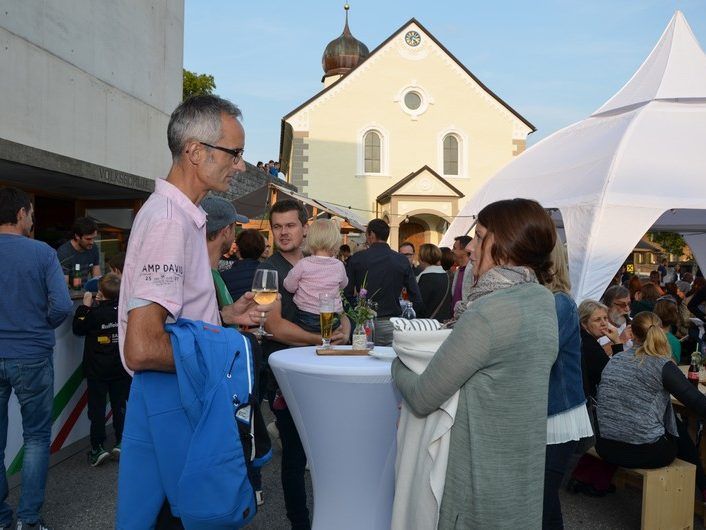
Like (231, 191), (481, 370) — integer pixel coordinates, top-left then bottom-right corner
(118, 178), (219, 370)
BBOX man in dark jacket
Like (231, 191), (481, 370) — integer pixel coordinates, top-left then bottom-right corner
(73, 273), (131, 467)
(345, 219), (422, 346)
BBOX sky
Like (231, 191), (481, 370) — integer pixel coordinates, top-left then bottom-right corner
(183, 0), (706, 165)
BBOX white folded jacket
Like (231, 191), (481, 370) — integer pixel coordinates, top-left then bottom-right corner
(391, 326), (456, 530)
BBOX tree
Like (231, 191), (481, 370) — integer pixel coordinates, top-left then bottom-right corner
(183, 69), (216, 100)
(649, 231), (687, 258)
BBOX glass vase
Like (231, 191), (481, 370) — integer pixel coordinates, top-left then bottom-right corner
(352, 323), (367, 350)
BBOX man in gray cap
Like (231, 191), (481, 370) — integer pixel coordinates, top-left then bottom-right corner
(201, 196), (249, 308)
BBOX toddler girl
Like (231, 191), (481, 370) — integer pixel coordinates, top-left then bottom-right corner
(283, 219), (348, 332)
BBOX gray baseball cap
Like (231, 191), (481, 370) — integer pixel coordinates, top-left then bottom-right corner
(201, 196), (249, 233)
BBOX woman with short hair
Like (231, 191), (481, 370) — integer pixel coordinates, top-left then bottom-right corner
(392, 198), (558, 529)
(578, 300), (624, 400)
(415, 243), (452, 321)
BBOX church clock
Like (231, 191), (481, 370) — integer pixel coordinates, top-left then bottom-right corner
(404, 30), (421, 47)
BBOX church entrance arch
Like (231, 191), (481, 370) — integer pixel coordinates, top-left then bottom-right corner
(399, 220), (426, 252)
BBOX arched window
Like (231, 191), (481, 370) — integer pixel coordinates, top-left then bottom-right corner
(443, 134), (459, 176)
(364, 131), (382, 174)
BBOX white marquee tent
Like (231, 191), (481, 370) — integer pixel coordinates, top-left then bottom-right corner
(441, 11), (706, 302)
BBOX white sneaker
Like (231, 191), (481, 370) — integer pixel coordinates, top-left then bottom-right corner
(255, 490), (264, 506)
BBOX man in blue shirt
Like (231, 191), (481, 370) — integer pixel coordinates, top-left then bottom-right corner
(0, 187), (73, 529)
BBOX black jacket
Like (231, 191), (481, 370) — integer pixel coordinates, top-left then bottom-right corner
(72, 299), (129, 380)
(344, 243), (423, 317)
(416, 270), (452, 320)
(580, 327), (622, 399)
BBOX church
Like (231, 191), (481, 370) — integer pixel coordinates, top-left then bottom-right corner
(279, 6), (534, 248)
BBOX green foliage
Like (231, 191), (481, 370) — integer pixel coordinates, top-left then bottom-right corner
(183, 69), (216, 100)
(649, 232), (686, 257)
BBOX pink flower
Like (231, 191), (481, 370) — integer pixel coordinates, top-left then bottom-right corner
(359, 288), (368, 298)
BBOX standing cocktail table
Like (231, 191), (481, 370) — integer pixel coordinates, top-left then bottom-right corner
(269, 347), (399, 530)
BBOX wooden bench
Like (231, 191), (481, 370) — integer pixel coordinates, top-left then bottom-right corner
(587, 447), (696, 529)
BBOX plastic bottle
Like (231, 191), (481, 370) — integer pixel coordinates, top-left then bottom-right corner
(401, 301), (416, 320)
(72, 264), (82, 290)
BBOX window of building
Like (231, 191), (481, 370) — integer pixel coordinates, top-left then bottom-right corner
(397, 85), (431, 119)
(364, 130), (381, 174)
(443, 135), (459, 175)
(404, 91), (422, 111)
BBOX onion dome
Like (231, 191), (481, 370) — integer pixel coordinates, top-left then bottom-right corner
(321, 4), (369, 78)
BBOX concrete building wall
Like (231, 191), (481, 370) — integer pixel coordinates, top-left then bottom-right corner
(0, 0), (184, 181)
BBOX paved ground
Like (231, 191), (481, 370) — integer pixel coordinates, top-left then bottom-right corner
(6, 408), (705, 529)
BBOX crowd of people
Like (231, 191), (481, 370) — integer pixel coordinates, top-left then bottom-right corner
(255, 160), (285, 180)
(2, 93), (706, 529)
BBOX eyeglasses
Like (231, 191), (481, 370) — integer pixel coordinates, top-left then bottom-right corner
(401, 253), (414, 257)
(199, 142), (244, 162)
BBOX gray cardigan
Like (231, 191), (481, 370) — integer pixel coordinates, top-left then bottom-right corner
(597, 350), (677, 444)
(392, 282), (558, 529)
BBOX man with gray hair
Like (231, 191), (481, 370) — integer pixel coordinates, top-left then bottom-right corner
(117, 95), (274, 528)
(599, 285), (632, 350)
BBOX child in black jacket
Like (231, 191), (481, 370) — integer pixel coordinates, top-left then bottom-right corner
(72, 273), (131, 466)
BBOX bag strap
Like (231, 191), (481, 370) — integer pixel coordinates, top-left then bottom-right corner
(430, 274), (451, 319)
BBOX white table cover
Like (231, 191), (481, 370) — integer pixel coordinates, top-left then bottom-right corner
(269, 347), (399, 530)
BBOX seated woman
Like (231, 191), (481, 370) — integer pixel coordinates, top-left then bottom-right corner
(664, 282), (691, 338)
(392, 198), (558, 529)
(653, 297), (682, 363)
(415, 243), (452, 321)
(627, 275), (642, 303)
(570, 299), (626, 496)
(630, 282), (660, 316)
(596, 311), (706, 499)
(578, 300), (627, 401)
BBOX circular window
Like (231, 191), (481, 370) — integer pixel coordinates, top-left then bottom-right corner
(404, 91), (422, 110)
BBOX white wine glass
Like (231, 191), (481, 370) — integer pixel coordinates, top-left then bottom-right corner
(319, 293), (336, 349)
(251, 269), (278, 340)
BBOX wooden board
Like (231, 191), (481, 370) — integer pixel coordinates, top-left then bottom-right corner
(316, 348), (370, 356)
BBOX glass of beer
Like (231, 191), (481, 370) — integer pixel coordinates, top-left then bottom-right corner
(251, 269), (278, 339)
(319, 293), (336, 349)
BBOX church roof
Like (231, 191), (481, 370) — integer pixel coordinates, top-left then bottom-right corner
(376, 165), (464, 203)
(282, 18), (536, 131)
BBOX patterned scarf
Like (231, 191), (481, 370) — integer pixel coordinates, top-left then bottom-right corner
(447, 265), (538, 326)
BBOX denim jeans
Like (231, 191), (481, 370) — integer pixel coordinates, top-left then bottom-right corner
(0, 357), (54, 526)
